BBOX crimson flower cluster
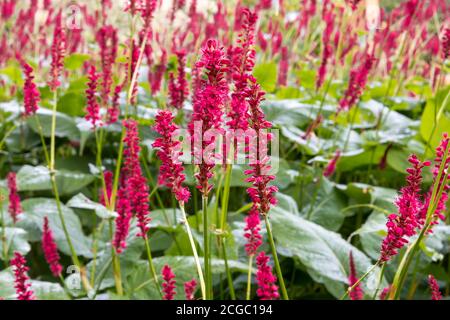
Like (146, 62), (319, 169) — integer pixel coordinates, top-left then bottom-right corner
(244, 207), (263, 257)
(99, 170), (113, 206)
(152, 110), (190, 203)
(113, 177), (132, 253)
(255, 252), (279, 300)
(7, 172), (21, 224)
(85, 65), (101, 128)
(96, 25), (118, 105)
(168, 50), (189, 109)
(339, 52), (375, 112)
(162, 265), (176, 300)
(21, 62), (40, 116)
(245, 83), (278, 217)
(227, 8), (258, 132)
(443, 28), (450, 60)
(428, 275), (442, 300)
(184, 279), (197, 300)
(10, 252), (35, 300)
(42, 216), (62, 277)
(379, 155), (430, 262)
(188, 39), (229, 196)
(316, 9), (335, 89)
(49, 12), (66, 91)
(122, 120), (151, 238)
(348, 252), (363, 300)
(107, 84), (122, 124)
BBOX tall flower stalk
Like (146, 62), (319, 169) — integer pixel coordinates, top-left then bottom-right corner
(152, 110), (206, 300)
(188, 39), (229, 299)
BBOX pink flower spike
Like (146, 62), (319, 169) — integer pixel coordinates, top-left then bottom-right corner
(107, 84), (122, 124)
(323, 150), (341, 177)
(184, 279), (197, 300)
(443, 28), (450, 60)
(244, 206), (263, 257)
(348, 251), (363, 300)
(168, 50), (189, 110)
(10, 252), (35, 300)
(162, 265), (176, 300)
(256, 252), (280, 300)
(21, 62), (40, 116)
(85, 64), (101, 129)
(42, 217), (62, 277)
(123, 119), (151, 238)
(49, 12), (66, 91)
(428, 275), (442, 300)
(379, 155), (429, 262)
(113, 180), (132, 254)
(152, 110), (190, 204)
(379, 286), (391, 300)
(7, 172), (21, 224)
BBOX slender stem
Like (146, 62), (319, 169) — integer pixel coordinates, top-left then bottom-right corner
(144, 236), (163, 298)
(34, 116), (50, 165)
(372, 263), (385, 300)
(50, 90), (57, 170)
(0, 192), (8, 264)
(0, 124), (17, 151)
(180, 203), (206, 300)
(202, 196), (212, 299)
(340, 262), (379, 300)
(221, 237), (236, 300)
(220, 164), (232, 229)
(109, 220), (123, 295)
(264, 215), (289, 300)
(246, 255), (254, 300)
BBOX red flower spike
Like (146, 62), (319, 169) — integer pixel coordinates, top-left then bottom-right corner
(152, 110), (190, 203)
(162, 265), (176, 300)
(323, 150), (341, 177)
(85, 65), (101, 129)
(21, 62), (40, 116)
(10, 252), (35, 300)
(379, 155), (429, 262)
(7, 172), (21, 224)
(49, 12), (66, 91)
(256, 252), (280, 300)
(428, 275), (442, 300)
(42, 217), (62, 277)
(244, 206), (263, 257)
(122, 120), (151, 238)
(184, 279), (197, 300)
(348, 251), (363, 300)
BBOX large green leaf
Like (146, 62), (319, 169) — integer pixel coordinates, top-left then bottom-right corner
(19, 198), (92, 258)
(17, 165), (94, 195)
(67, 193), (116, 219)
(270, 207), (383, 298)
(0, 227), (31, 260)
(26, 107), (80, 139)
(253, 62), (277, 93)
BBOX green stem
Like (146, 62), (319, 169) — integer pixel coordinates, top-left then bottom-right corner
(246, 255), (254, 300)
(0, 193), (8, 264)
(0, 124), (17, 151)
(109, 220), (123, 295)
(202, 196), (212, 299)
(340, 262), (379, 300)
(264, 215), (289, 300)
(144, 236), (163, 299)
(372, 263), (385, 300)
(180, 203), (206, 300)
(221, 237), (236, 300)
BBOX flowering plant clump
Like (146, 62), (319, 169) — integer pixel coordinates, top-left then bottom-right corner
(0, 0), (449, 303)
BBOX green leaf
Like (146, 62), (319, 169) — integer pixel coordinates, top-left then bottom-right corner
(66, 193), (116, 219)
(17, 165), (94, 195)
(57, 92), (86, 117)
(270, 207), (383, 298)
(26, 107), (80, 139)
(19, 198), (93, 258)
(0, 227), (31, 260)
(253, 62), (277, 93)
(64, 53), (91, 71)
